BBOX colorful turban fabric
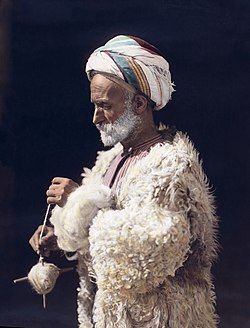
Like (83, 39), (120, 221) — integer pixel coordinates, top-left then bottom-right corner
(85, 35), (175, 110)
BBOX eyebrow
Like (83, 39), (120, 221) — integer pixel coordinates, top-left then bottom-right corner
(90, 97), (110, 103)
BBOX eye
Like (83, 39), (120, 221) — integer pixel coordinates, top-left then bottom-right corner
(93, 101), (111, 111)
(103, 104), (111, 110)
(99, 102), (111, 110)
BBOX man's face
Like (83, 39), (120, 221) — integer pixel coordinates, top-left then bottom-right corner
(91, 74), (127, 125)
(90, 74), (141, 146)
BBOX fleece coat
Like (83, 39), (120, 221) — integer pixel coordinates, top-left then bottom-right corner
(50, 126), (219, 328)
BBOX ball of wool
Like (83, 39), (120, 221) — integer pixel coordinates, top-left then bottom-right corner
(28, 262), (60, 295)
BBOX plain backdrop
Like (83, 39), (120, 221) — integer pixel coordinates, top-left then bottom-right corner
(0, 1), (249, 327)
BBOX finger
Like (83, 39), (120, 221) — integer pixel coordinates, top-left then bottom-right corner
(46, 189), (59, 197)
(30, 233), (41, 251)
(33, 226), (45, 249)
(46, 189), (54, 197)
(48, 185), (56, 191)
(29, 225), (50, 252)
(52, 177), (68, 184)
(47, 195), (62, 205)
(46, 189), (63, 197)
(48, 184), (61, 191)
(35, 225), (44, 233)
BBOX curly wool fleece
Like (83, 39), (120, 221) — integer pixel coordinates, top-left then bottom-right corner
(50, 126), (219, 328)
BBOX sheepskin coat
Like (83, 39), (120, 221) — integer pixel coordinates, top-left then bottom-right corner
(50, 126), (219, 328)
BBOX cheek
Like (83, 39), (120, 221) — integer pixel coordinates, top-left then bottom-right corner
(105, 111), (120, 124)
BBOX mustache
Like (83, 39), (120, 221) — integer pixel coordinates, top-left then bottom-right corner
(96, 122), (113, 132)
(95, 122), (105, 131)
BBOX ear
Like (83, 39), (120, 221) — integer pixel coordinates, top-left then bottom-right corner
(133, 94), (148, 114)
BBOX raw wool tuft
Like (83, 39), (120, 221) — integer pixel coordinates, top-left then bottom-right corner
(50, 184), (114, 254)
(27, 262), (60, 295)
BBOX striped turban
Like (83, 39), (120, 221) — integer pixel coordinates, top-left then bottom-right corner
(85, 35), (175, 110)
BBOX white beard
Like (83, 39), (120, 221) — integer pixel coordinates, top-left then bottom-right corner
(96, 95), (141, 147)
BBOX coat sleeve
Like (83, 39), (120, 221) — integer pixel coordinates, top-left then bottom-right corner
(88, 156), (208, 296)
(50, 183), (113, 254)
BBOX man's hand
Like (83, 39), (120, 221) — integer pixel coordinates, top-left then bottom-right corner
(46, 177), (79, 207)
(29, 225), (58, 257)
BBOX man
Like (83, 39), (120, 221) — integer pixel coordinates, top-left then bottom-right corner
(29, 35), (219, 327)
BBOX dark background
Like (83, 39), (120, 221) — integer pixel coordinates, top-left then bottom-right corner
(0, 1), (249, 327)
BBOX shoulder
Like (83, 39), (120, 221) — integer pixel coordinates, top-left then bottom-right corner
(151, 126), (212, 200)
(125, 125), (205, 194)
(148, 125), (201, 172)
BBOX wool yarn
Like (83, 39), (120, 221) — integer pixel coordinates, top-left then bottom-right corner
(27, 262), (60, 295)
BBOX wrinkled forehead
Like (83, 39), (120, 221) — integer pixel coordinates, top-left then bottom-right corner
(90, 74), (126, 102)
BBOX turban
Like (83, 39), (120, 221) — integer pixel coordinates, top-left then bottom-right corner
(85, 35), (175, 110)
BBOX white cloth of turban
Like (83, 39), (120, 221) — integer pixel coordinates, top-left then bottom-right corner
(85, 35), (175, 110)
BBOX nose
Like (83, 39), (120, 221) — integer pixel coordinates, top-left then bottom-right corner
(92, 106), (104, 125)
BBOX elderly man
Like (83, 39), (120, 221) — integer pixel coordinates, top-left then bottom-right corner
(29, 35), (219, 327)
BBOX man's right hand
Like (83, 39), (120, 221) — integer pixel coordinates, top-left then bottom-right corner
(29, 225), (58, 257)
(46, 177), (79, 207)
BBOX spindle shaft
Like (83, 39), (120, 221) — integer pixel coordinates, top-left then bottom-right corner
(13, 276), (28, 283)
(43, 294), (46, 309)
(60, 267), (74, 274)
